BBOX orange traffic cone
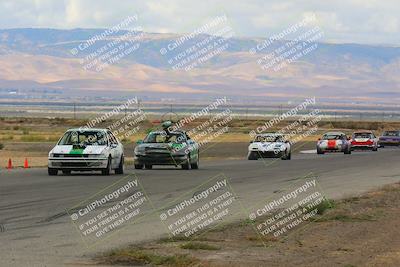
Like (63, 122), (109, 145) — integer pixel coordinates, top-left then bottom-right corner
(24, 158), (29, 168)
(7, 158), (12, 169)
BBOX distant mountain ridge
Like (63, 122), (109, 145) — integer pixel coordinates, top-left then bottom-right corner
(0, 28), (399, 103)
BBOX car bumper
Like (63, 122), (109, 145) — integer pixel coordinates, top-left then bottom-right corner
(379, 141), (400, 146)
(318, 147), (344, 152)
(134, 154), (187, 165)
(48, 158), (108, 169)
(250, 150), (284, 158)
(351, 144), (374, 150)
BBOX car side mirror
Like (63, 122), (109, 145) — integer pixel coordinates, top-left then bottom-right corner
(136, 140), (143, 144)
(250, 141), (254, 144)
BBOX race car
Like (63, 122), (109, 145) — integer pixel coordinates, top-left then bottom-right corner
(248, 133), (291, 160)
(134, 126), (199, 170)
(48, 129), (124, 176)
(351, 131), (378, 151)
(379, 130), (400, 147)
(317, 132), (352, 154)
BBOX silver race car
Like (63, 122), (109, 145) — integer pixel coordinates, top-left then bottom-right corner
(48, 129), (124, 175)
(134, 130), (200, 170)
(248, 133), (291, 160)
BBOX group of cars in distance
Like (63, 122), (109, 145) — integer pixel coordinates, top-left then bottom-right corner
(47, 122), (400, 175)
(248, 130), (400, 160)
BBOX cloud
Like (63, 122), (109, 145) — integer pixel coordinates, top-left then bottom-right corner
(0, 0), (398, 45)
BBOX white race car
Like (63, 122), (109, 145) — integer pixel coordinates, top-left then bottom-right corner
(248, 133), (291, 160)
(48, 129), (124, 176)
(317, 132), (352, 154)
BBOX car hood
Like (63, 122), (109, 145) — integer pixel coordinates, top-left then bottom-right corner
(250, 142), (285, 150)
(380, 136), (400, 140)
(50, 145), (107, 155)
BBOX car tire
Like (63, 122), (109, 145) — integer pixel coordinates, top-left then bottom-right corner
(48, 168), (58, 176)
(248, 151), (258, 160)
(287, 152), (291, 160)
(344, 148), (351, 154)
(115, 155), (124, 174)
(102, 157), (112, 175)
(134, 164), (143, 169)
(372, 146), (378, 152)
(181, 155), (191, 170)
(62, 170), (71, 175)
(281, 150), (291, 160)
(317, 148), (324, 155)
(145, 164), (153, 169)
(191, 154), (199, 169)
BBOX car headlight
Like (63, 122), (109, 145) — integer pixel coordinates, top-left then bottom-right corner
(88, 154), (107, 158)
(134, 146), (145, 155)
(49, 153), (54, 158)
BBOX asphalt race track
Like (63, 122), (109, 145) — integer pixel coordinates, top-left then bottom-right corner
(1, 148), (400, 266)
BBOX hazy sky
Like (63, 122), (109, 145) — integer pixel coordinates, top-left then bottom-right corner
(0, 0), (399, 45)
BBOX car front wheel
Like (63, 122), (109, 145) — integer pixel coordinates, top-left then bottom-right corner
(248, 151), (258, 160)
(134, 164), (143, 169)
(181, 155), (191, 170)
(102, 157), (112, 175)
(191, 153), (199, 169)
(48, 168), (58, 176)
(115, 155), (124, 174)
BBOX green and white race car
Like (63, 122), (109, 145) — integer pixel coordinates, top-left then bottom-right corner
(48, 128), (124, 176)
(134, 128), (199, 170)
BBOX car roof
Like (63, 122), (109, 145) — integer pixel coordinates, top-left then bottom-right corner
(148, 130), (186, 135)
(66, 128), (108, 132)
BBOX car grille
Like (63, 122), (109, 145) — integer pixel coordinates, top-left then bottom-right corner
(53, 154), (89, 158)
(59, 162), (101, 167)
(145, 148), (170, 154)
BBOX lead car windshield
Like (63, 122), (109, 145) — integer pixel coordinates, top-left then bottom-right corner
(383, 131), (400, 137)
(353, 133), (372, 139)
(322, 134), (342, 140)
(144, 132), (186, 143)
(58, 131), (107, 146)
(255, 135), (284, 142)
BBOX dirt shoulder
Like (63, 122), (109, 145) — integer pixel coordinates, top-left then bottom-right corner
(96, 182), (400, 267)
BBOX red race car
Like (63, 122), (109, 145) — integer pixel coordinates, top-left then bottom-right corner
(351, 131), (378, 151)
